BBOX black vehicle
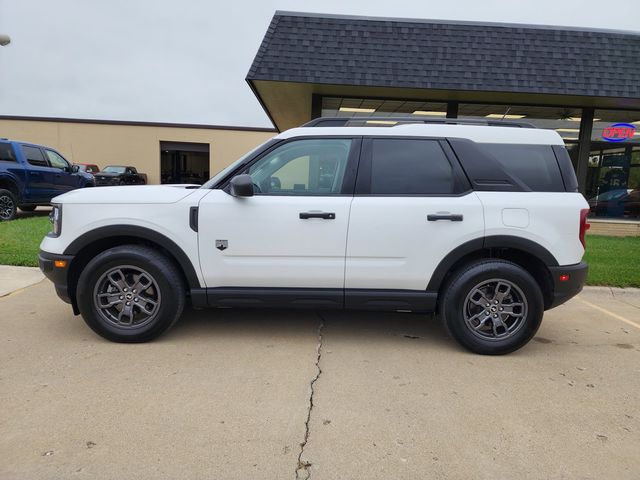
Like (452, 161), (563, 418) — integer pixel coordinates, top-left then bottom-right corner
(94, 166), (147, 186)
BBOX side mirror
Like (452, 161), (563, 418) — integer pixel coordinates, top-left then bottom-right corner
(229, 174), (254, 197)
(71, 165), (79, 173)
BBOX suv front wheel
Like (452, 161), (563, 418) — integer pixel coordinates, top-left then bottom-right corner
(440, 259), (544, 355)
(0, 188), (17, 221)
(76, 245), (185, 342)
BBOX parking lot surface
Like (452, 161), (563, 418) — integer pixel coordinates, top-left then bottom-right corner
(1, 278), (639, 479)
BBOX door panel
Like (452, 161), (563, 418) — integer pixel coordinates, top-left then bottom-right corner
(21, 145), (57, 201)
(45, 150), (77, 193)
(198, 190), (352, 288)
(345, 137), (483, 291)
(197, 137), (358, 289)
(345, 194), (484, 290)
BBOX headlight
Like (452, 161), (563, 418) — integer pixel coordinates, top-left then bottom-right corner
(49, 204), (62, 237)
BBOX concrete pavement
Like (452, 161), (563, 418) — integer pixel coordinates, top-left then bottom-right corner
(0, 265), (44, 297)
(0, 279), (638, 479)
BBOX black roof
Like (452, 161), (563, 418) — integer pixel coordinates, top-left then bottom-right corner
(247, 11), (640, 99)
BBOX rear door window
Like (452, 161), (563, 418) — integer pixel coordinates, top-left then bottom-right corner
(0, 143), (16, 162)
(22, 145), (49, 167)
(368, 139), (455, 194)
(477, 144), (564, 192)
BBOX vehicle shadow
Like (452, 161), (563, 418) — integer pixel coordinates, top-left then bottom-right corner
(165, 305), (456, 351)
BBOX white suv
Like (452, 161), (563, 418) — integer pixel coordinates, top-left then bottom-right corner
(39, 118), (590, 354)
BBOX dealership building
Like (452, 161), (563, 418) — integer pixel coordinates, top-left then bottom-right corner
(1, 11), (639, 222)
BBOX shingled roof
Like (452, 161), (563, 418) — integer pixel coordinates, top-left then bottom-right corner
(247, 12), (640, 99)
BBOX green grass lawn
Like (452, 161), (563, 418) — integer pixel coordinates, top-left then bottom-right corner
(583, 235), (640, 288)
(1, 217), (639, 287)
(0, 216), (51, 267)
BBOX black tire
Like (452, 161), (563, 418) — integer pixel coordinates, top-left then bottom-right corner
(440, 259), (544, 355)
(19, 205), (37, 212)
(76, 245), (185, 342)
(0, 188), (17, 221)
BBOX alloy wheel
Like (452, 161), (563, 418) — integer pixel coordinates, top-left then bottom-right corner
(93, 265), (161, 328)
(0, 194), (15, 220)
(463, 278), (528, 341)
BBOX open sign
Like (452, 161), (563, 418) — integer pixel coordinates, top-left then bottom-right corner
(602, 123), (636, 142)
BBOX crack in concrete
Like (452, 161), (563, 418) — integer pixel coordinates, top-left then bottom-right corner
(295, 314), (325, 480)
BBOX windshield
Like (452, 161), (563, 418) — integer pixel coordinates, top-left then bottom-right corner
(103, 166), (126, 174)
(200, 138), (277, 189)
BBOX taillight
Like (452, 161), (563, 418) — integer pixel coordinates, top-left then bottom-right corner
(579, 208), (590, 249)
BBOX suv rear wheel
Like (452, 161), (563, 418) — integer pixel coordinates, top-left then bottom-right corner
(440, 259), (543, 355)
(76, 245), (185, 342)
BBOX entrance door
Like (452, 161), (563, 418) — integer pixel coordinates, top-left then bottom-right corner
(160, 141), (210, 185)
(198, 138), (358, 292)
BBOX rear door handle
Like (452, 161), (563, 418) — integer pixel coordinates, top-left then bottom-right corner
(427, 214), (463, 222)
(299, 212), (336, 220)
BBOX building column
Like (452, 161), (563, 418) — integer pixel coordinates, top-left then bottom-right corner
(311, 94), (322, 119)
(576, 107), (594, 195)
(446, 101), (459, 118)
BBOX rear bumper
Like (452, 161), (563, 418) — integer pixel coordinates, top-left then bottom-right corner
(547, 261), (588, 309)
(38, 250), (75, 307)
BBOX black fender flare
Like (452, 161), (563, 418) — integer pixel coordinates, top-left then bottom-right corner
(426, 235), (558, 291)
(64, 225), (201, 289)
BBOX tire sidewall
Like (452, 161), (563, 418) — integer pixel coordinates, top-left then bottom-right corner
(442, 261), (544, 355)
(77, 247), (184, 342)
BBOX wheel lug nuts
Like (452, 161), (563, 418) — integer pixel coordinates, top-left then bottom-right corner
(485, 303), (490, 307)
(499, 307), (504, 311)
(494, 300), (498, 304)
(493, 314), (498, 318)
(123, 288), (128, 292)
(484, 311), (489, 315)
(119, 296), (123, 300)
(134, 298), (138, 302)
(126, 301), (130, 305)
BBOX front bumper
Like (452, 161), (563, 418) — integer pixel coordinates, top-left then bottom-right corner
(547, 261), (589, 309)
(38, 250), (76, 308)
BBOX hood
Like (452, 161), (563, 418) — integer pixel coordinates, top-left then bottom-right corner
(52, 185), (200, 204)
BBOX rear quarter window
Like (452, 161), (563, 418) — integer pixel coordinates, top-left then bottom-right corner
(477, 143), (564, 192)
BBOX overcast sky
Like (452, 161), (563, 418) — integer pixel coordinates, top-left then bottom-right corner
(0, 0), (637, 128)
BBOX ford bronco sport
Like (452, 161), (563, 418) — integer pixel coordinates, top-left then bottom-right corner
(39, 118), (589, 354)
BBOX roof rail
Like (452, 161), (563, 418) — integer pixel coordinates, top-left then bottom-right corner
(301, 116), (537, 128)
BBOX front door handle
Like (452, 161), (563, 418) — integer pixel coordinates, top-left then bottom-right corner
(299, 212), (336, 220)
(427, 213), (463, 222)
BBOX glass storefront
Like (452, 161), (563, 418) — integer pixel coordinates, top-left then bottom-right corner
(586, 110), (640, 219)
(320, 97), (640, 218)
(456, 103), (582, 166)
(321, 97), (447, 118)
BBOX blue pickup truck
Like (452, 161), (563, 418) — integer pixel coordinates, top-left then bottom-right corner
(0, 139), (95, 220)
